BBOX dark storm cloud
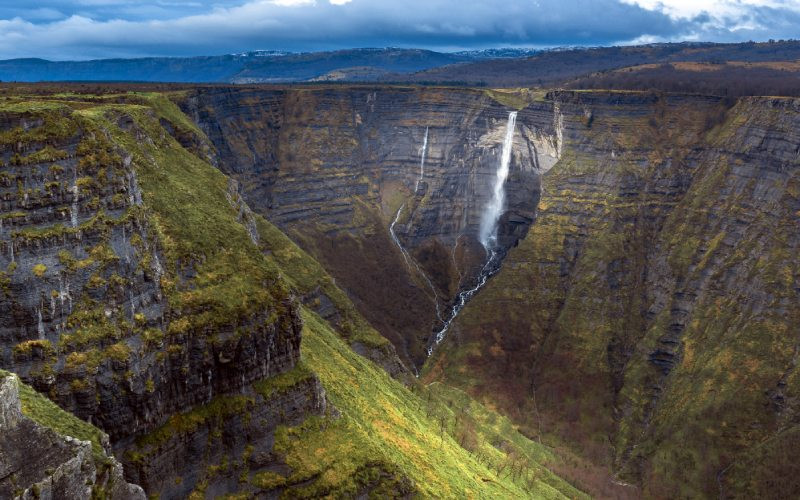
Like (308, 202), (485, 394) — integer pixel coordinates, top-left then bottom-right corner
(0, 0), (796, 60)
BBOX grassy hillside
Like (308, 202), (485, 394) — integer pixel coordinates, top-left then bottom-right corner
(277, 307), (586, 498)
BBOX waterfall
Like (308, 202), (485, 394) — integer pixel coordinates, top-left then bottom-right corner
(390, 204), (444, 322)
(427, 111), (517, 357)
(479, 111), (517, 249)
(415, 127), (428, 194)
(129, 290), (137, 320)
(390, 205), (413, 270)
(36, 307), (44, 339)
(70, 167), (79, 228)
(427, 251), (499, 356)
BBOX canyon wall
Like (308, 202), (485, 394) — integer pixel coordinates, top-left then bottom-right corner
(185, 86), (800, 496)
(427, 91), (800, 496)
(183, 86), (561, 365)
(0, 100), (327, 496)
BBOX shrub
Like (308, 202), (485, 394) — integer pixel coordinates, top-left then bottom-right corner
(32, 263), (47, 277)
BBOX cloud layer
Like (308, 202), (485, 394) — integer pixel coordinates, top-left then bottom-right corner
(0, 0), (799, 60)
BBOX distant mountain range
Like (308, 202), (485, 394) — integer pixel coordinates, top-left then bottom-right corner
(390, 40), (800, 87)
(1, 41), (799, 86)
(0, 47), (540, 83)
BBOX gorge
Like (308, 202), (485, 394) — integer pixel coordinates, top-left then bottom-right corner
(0, 84), (798, 498)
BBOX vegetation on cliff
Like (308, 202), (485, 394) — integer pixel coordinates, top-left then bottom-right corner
(1, 368), (106, 461)
(425, 90), (800, 497)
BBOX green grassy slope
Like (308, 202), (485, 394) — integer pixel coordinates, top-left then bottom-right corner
(276, 307), (586, 498)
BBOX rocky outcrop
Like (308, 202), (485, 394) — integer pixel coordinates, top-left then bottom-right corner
(182, 87), (561, 365)
(0, 373), (145, 499)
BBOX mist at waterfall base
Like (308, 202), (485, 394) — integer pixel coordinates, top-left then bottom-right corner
(426, 111), (518, 356)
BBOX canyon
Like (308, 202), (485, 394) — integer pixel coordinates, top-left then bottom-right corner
(183, 86), (800, 496)
(0, 84), (798, 498)
(183, 86), (557, 366)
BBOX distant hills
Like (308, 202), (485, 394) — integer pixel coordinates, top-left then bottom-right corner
(390, 40), (800, 87)
(1, 41), (799, 90)
(0, 47), (531, 83)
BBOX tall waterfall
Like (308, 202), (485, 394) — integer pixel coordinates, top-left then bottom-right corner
(428, 111), (517, 357)
(415, 126), (429, 194)
(479, 111), (517, 249)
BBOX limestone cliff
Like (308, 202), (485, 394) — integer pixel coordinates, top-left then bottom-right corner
(427, 91), (800, 497)
(0, 96), (326, 496)
(182, 86), (561, 365)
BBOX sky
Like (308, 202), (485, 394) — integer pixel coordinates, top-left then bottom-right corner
(0, 0), (798, 60)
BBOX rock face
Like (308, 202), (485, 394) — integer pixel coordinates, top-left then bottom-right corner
(0, 372), (145, 499)
(0, 100), (326, 497)
(0, 107), (302, 442)
(427, 91), (800, 496)
(123, 368), (328, 498)
(182, 86), (561, 365)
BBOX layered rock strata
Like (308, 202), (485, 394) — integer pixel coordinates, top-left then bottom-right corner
(428, 91), (800, 496)
(0, 372), (145, 499)
(182, 86), (562, 365)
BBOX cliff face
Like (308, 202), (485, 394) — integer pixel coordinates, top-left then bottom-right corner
(0, 102), (305, 438)
(426, 91), (800, 496)
(184, 86), (800, 494)
(184, 84), (800, 495)
(0, 97), (328, 496)
(183, 86), (561, 365)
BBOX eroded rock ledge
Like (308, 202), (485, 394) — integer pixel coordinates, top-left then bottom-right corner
(0, 372), (145, 499)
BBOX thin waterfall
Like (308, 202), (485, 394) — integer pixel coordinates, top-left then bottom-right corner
(36, 306), (44, 339)
(390, 204), (414, 271)
(428, 111), (517, 356)
(70, 166), (79, 228)
(415, 127), (428, 194)
(390, 204), (444, 322)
